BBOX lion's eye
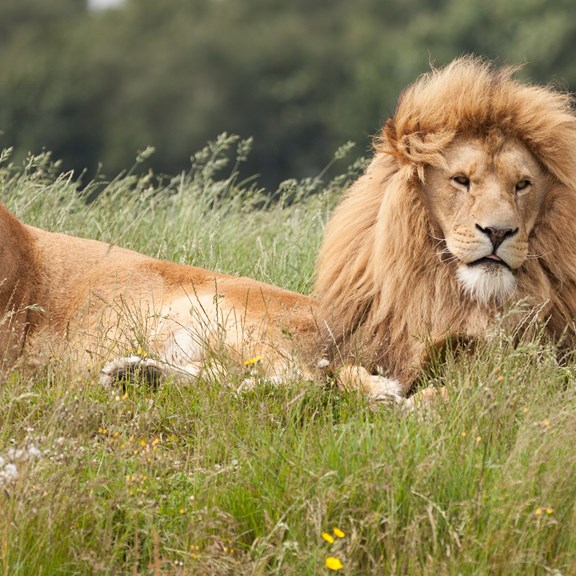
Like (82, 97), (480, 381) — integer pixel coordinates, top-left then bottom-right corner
(452, 175), (470, 188)
(515, 179), (531, 192)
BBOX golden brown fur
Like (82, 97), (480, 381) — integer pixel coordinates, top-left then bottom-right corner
(0, 207), (318, 382)
(315, 56), (576, 394)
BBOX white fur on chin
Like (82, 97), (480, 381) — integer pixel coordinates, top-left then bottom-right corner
(457, 264), (516, 305)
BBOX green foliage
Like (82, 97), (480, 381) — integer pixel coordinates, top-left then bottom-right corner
(0, 0), (574, 186)
(0, 135), (355, 291)
(2, 144), (576, 573)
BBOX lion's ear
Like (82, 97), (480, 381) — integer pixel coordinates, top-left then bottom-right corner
(376, 119), (405, 161)
(382, 119), (398, 150)
(376, 121), (454, 179)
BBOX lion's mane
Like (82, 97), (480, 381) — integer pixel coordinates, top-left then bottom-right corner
(314, 56), (576, 389)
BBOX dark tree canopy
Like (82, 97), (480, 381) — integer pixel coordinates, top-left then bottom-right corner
(0, 0), (575, 187)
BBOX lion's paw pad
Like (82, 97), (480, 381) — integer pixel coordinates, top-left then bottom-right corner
(99, 355), (164, 388)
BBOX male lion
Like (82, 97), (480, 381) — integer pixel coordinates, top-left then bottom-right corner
(315, 56), (576, 398)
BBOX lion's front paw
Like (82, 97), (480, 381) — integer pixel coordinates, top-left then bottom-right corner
(99, 355), (164, 388)
(368, 375), (407, 405)
(338, 365), (407, 404)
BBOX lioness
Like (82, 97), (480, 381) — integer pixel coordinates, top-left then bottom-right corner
(0, 203), (320, 385)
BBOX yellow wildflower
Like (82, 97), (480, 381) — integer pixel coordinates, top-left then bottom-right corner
(243, 356), (263, 366)
(321, 532), (335, 544)
(535, 508), (543, 516)
(325, 557), (344, 571)
(546, 508), (554, 515)
(333, 527), (346, 539)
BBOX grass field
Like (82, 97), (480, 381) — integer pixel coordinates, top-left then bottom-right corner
(1, 137), (576, 575)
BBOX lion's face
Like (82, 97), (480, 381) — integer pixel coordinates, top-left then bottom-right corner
(423, 135), (551, 304)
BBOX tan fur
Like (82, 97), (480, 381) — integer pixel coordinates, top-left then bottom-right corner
(0, 207), (318, 381)
(315, 56), (576, 393)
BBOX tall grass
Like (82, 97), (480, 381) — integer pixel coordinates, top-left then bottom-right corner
(1, 139), (576, 575)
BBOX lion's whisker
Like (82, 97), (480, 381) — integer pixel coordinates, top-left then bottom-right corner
(525, 249), (552, 260)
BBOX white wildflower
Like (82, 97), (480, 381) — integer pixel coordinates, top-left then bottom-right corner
(0, 462), (18, 486)
(27, 445), (42, 459)
(6, 448), (23, 460)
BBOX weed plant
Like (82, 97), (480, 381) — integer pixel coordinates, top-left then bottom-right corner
(1, 139), (575, 575)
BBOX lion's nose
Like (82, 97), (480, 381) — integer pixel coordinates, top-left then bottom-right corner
(475, 224), (518, 251)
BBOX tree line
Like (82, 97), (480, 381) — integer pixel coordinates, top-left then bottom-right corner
(0, 0), (575, 188)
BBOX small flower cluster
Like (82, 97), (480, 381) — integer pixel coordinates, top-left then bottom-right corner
(0, 458), (18, 486)
(0, 443), (42, 487)
(459, 430), (482, 444)
(242, 355), (265, 382)
(137, 437), (161, 463)
(322, 527), (346, 571)
(533, 506), (558, 528)
(97, 428), (161, 463)
(243, 356), (263, 367)
(189, 543), (201, 560)
(126, 473), (149, 496)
